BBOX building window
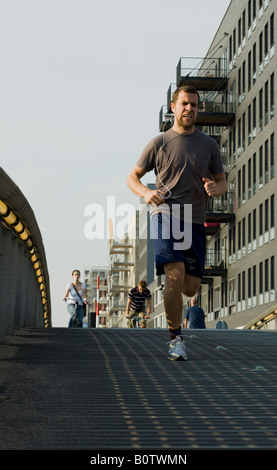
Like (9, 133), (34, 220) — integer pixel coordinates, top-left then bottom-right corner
(248, 0), (252, 29)
(248, 158), (252, 198)
(229, 36), (232, 63)
(248, 51), (252, 91)
(253, 264), (256, 296)
(233, 28), (237, 59)
(229, 225), (236, 264)
(264, 22), (269, 66)
(221, 279), (227, 308)
(238, 118), (241, 155)
(248, 213), (252, 252)
(229, 278), (236, 304)
(238, 68), (242, 104)
(271, 256), (275, 300)
(270, 13), (274, 57)
(242, 9), (246, 42)
(259, 145), (263, 188)
(242, 271), (246, 308)
(242, 218), (246, 254)
(265, 139), (269, 183)
(270, 73), (274, 118)
(253, 97), (256, 138)
(265, 80), (269, 125)
(259, 0), (263, 19)
(253, 152), (257, 194)
(253, 209), (257, 249)
(242, 165), (246, 203)
(259, 88), (263, 131)
(248, 267), (252, 307)
(253, 43), (257, 83)
(228, 130), (232, 167)
(238, 220), (241, 255)
(270, 194), (275, 239)
(270, 133), (274, 178)
(232, 126), (236, 162)
(208, 285), (213, 313)
(242, 112), (246, 150)
(238, 17), (242, 51)
(265, 258), (269, 302)
(259, 261), (263, 305)
(242, 61), (246, 99)
(259, 32), (263, 75)
(248, 104), (252, 144)
(215, 286), (220, 311)
(259, 203), (263, 245)
(265, 198), (269, 231)
(154, 287), (163, 307)
(238, 169), (241, 207)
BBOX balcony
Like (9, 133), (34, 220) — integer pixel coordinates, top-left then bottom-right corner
(205, 192), (236, 223)
(203, 248), (227, 278)
(159, 56), (235, 131)
(205, 222), (220, 236)
(110, 241), (133, 252)
(197, 94), (235, 126)
(159, 92), (235, 130)
(110, 286), (131, 294)
(109, 304), (126, 313)
(176, 57), (228, 91)
(159, 105), (173, 132)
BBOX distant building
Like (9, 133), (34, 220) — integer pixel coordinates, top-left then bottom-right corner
(84, 267), (108, 327)
(106, 211), (140, 327)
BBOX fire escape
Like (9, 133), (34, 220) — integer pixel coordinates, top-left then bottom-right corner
(159, 56), (236, 282)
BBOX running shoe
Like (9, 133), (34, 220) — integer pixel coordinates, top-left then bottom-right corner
(168, 336), (188, 361)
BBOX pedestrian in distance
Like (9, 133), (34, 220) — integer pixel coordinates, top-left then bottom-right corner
(183, 297), (206, 329)
(127, 85), (227, 360)
(63, 269), (87, 327)
(126, 280), (151, 328)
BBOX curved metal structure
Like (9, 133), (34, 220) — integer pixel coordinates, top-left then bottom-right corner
(0, 168), (51, 342)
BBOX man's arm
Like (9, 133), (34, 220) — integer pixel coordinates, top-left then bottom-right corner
(202, 172), (227, 198)
(145, 298), (151, 318)
(125, 298), (132, 315)
(127, 164), (164, 206)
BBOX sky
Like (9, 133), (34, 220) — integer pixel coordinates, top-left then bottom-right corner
(0, 0), (231, 327)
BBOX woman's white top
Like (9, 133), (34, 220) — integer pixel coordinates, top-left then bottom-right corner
(66, 282), (86, 305)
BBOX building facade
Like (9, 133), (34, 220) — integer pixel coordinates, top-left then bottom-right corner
(106, 211), (141, 327)
(156, 0), (276, 329)
(84, 267), (108, 327)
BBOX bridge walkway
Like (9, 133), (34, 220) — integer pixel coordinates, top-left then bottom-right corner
(0, 327), (277, 458)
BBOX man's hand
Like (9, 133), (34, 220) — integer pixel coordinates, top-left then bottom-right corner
(144, 188), (164, 206)
(202, 177), (227, 197)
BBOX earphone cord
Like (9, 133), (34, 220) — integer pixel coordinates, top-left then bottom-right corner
(155, 117), (191, 199)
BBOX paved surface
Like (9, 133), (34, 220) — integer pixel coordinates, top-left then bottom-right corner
(0, 327), (277, 452)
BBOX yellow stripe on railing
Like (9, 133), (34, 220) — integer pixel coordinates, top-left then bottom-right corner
(0, 198), (50, 326)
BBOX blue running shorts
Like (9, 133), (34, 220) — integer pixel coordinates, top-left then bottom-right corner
(151, 213), (206, 278)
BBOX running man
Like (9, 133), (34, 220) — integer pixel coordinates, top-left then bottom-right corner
(126, 280), (151, 328)
(127, 85), (227, 360)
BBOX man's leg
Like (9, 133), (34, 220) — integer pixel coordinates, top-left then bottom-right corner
(127, 311), (137, 328)
(163, 261), (201, 338)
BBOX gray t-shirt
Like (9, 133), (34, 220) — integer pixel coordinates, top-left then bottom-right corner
(136, 127), (224, 224)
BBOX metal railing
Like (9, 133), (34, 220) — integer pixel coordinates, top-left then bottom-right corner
(0, 168), (51, 342)
(176, 56), (228, 83)
(206, 191), (236, 215)
(205, 248), (227, 269)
